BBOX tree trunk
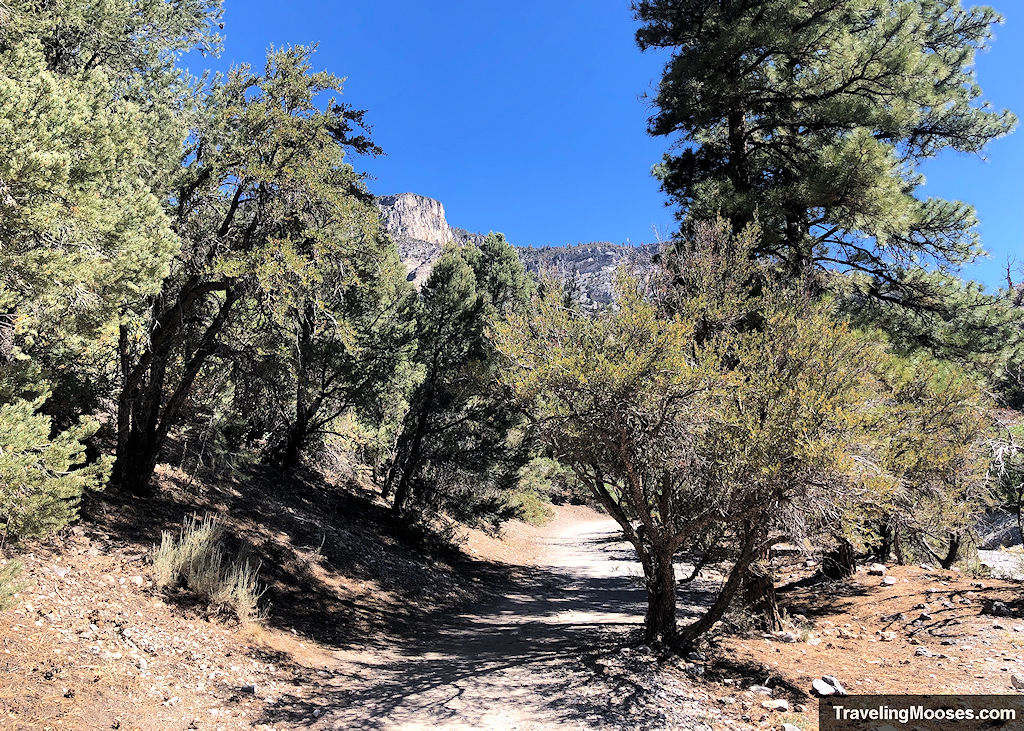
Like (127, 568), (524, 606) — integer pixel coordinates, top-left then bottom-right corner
(742, 559), (782, 632)
(676, 532), (760, 650)
(643, 550), (678, 647)
(0, 311), (14, 364)
(383, 392), (432, 514)
(112, 282), (238, 496)
(821, 538), (857, 580)
(875, 523), (893, 563)
(939, 533), (962, 570)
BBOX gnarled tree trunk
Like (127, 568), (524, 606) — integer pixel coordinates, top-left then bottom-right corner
(742, 558), (782, 632)
(643, 549), (678, 647)
(821, 537), (857, 580)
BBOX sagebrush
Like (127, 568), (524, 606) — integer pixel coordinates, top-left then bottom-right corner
(153, 514), (265, 623)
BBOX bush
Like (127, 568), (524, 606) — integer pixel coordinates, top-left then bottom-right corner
(153, 514), (265, 623)
(0, 560), (24, 611)
(0, 397), (109, 544)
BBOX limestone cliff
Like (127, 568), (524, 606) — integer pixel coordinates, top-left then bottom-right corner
(376, 192), (656, 306)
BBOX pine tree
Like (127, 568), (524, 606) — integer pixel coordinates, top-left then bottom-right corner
(635, 0), (1015, 311)
(383, 234), (532, 523)
(0, 0), (221, 534)
(112, 45), (393, 493)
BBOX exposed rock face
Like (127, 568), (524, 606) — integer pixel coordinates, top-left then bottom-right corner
(517, 243), (659, 308)
(376, 193), (484, 288)
(377, 192), (658, 307)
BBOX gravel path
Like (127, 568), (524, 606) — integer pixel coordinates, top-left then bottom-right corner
(276, 517), (718, 730)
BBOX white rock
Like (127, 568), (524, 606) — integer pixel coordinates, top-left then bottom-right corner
(812, 678), (836, 696)
(882, 576), (898, 586)
(761, 699), (790, 712)
(867, 563), (887, 575)
(822, 675), (848, 696)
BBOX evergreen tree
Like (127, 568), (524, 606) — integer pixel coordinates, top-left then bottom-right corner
(635, 0), (1015, 313)
(383, 234), (532, 523)
(496, 220), (991, 648)
(112, 45), (390, 493)
(235, 228), (419, 470)
(0, 0), (221, 534)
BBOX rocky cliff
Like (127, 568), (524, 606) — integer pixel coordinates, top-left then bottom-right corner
(376, 193), (485, 288)
(376, 192), (657, 306)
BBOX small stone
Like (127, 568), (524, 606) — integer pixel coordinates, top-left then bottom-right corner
(241, 683), (257, 695)
(915, 647), (933, 657)
(882, 576), (898, 586)
(130, 576), (144, 587)
(920, 563), (934, 570)
(1012, 674), (1024, 690)
(749, 684), (774, 696)
(718, 696), (736, 705)
(822, 675), (848, 696)
(812, 678), (836, 697)
(761, 699), (790, 712)
(687, 651), (707, 662)
(782, 724), (801, 731)
(837, 627), (858, 639)
(868, 563), (887, 576)
(986, 601), (1012, 617)
(880, 631), (897, 642)
(794, 704), (807, 713)
(775, 631), (799, 643)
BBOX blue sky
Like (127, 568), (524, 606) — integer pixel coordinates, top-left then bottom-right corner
(198, 0), (1021, 289)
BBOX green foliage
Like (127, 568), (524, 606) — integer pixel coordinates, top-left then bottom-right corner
(0, 397), (109, 545)
(113, 44), (397, 490)
(0, 560), (24, 611)
(636, 0), (1015, 312)
(496, 220), (992, 646)
(0, 0), (222, 533)
(154, 514), (265, 623)
(870, 353), (991, 553)
(511, 458), (559, 525)
(383, 234), (533, 526)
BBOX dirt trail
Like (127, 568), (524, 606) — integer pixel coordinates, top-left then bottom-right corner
(297, 515), (658, 729)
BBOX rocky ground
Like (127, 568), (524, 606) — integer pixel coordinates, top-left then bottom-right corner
(3, 470), (1024, 730)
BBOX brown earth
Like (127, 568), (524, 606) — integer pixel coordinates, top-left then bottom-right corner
(2, 467), (1023, 730)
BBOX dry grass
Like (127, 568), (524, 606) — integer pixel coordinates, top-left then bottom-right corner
(153, 513), (265, 623)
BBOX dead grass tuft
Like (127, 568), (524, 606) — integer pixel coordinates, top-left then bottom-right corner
(153, 513), (266, 623)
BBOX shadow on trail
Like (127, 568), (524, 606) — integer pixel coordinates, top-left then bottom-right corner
(258, 521), (715, 729)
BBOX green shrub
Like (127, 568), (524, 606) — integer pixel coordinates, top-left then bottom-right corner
(153, 514), (265, 623)
(0, 397), (109, 545)
(0, 560), (24, 611)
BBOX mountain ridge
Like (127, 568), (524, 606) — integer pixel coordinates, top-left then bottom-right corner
(376, 192), (659, 307)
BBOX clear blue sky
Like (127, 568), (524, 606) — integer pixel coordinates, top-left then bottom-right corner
(196, 0), (1022, 289)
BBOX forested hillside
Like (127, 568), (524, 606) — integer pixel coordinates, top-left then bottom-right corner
(1, 1), (1023, 728)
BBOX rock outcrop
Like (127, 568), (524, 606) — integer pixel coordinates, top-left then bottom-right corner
(376, 192), (657, 307)
(376, 193), (484, 288)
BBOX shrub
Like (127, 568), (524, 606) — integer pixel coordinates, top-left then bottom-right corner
(153, 514), (265, 623)
(0, 560), (24, 611)
(0, 397), (109, 545)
